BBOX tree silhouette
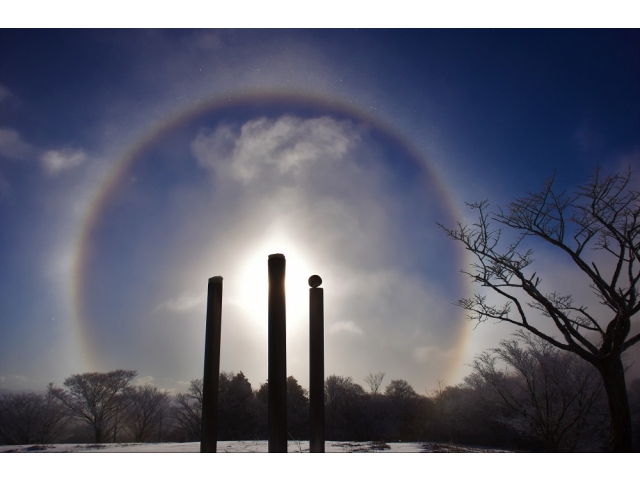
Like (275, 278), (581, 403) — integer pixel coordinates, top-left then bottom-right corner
(217, 371), (259, 440)
(0, 388), (70, 444)
(364, 372), (386, 395)
(286, 376), (309, 441)
(48, 369), (137, 443)
(440, 167), (640, 452)
(324, 375), (366, 440)
(121, 385), (171, 442)
(171, 379), (202, 442)
(385, 379), (419, 400)
(384, 379), (425, 441)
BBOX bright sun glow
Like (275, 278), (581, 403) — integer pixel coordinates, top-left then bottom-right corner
(229, 231), (317, 332)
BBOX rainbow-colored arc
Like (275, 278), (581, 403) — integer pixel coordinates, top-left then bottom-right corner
(71, 88), (472, 383)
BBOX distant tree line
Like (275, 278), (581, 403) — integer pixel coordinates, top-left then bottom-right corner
(2, 336), (639, 451)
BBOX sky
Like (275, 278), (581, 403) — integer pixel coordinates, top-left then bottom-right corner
(1, 23), (639, 396)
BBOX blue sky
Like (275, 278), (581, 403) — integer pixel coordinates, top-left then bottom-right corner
(1, 24), (639, 394)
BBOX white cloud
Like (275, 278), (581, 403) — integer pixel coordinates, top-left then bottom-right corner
(0, 128), (33, 159)
(157, 291), (206, 312)
(40, 148), (86, 175)
(328, 320), (364, 336)
(0, 376), (6, 383)
(191, 124), (237, 170)
(191, 115), (362, 184)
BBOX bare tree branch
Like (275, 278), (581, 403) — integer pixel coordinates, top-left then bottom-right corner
(440, 166), (640, 452)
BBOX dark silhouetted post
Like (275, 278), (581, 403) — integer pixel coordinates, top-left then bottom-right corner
(308, 275), (325, 453)
(268, 254), (287, 453)
(201, 276), (223, 453)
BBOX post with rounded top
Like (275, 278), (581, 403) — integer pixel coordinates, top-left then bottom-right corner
(268, 254), (287, 453)
(201, 276), (223, 453)
(309, 274), (325, 453)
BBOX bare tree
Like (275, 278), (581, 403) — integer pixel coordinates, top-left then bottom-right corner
(364, 372), (386, 395)
(171, 379), (203, 442)
(427, 381), (482, 444)
(0, 388), (71, 445)
(384, 379), (419, 400)
(121, 385), (171, 442)
(440, 167), (640, 451)
(217, 372), (261, 440)
(325, 375), (365, 411)
(428, 379), (454, 439)
(48, 369), (137, 443)
(430, 379), (447, 399)
(324, 375), (365, 439)
(41, 384), (74, 443)
(471, 330), (605, 451)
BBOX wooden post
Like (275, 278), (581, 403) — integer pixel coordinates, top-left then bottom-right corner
(268, 254), (287, 453)
(308, 275), (325, 453)
(201, 276), (223, 453)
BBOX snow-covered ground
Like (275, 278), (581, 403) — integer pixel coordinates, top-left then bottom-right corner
(1, 440), (510, 453)
(3, 440), (627, 480)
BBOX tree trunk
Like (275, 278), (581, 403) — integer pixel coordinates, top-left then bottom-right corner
(599, 356), (633, 452)
(94, 418), (104, 443)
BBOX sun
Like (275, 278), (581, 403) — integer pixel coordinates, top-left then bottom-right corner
(229, 230), (318, 332)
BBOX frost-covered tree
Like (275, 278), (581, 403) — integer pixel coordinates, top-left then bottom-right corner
(471, 331), (605, 452)
(441, 167), (640, 451)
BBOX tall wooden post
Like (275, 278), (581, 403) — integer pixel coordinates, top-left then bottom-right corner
(308, 275), (325, 453)
(268, 254), (287, 453)
(201, 276), (223, 453)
